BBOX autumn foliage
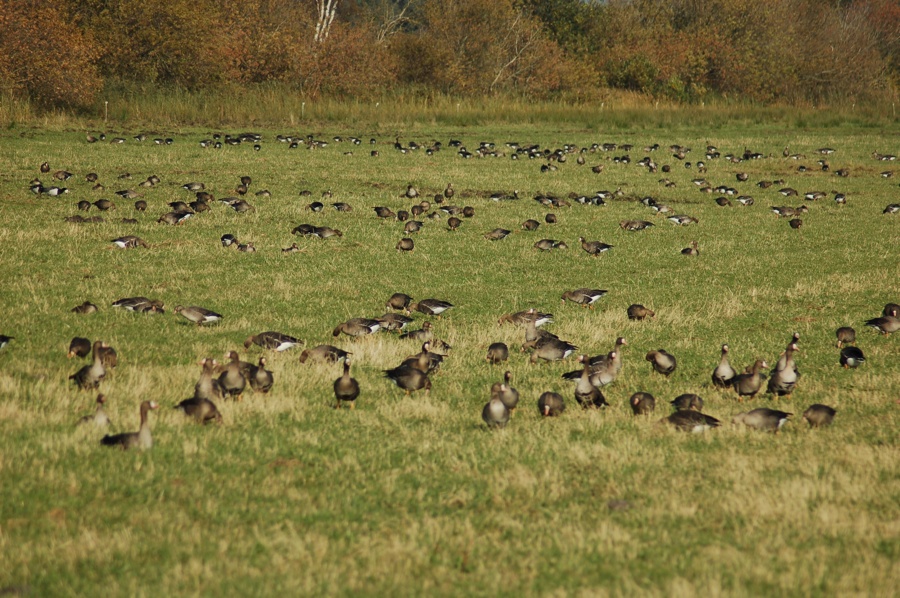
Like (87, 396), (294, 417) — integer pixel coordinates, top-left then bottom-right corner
(1, 0), (898, 111)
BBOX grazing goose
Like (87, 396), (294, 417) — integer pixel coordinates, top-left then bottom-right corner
(68, 337), (91, 358)
(662, 410), (721, 433)
(579, 237), (613, 255)
(522, 219), (540, 231)
(537, 391), (566, 417)
(482, 396), (510, 428)
(78, 394), (111, 427)
(0, 335), (12, 350)
(282, 243), (300, 253)
(404, 220), (424, 234)
(561, 288), (607, 308)
(221, 234), (239, 247)
(333, 318), (381, 337)
(386, 293), (413, 312)
(619, 220), (654, 231)
(712, 344), (737, 388)
(498, 309), (553, 327)
(574, 358), (608, 408)
(396, 238), (415, 252)
(410, 299), (453, 317)
(733, 408), (792, 433)
(646, 350), (676, 377)
(447, 216), (462, 231)
(629, 392), (656, 415)
(789, 218), (803, 229)
(228, 199), (255, 213)
(533, 238), (567, 251)
(313, 226), (342, 239)
(248, 358), (274, 393)
(157, 211), (193, 225)
(732, 359), (768, 400)
(174, 396), (222, 424)
(377, 313), (414, 332)
(486, 342), (509, 364)
(332, 202), (352, 212)
(802, 404), (837, 428)
(681, 241), (699, 256)
(174, 305), (223, 326)
(112, 297), (164, 313)
(530, 337), (578, 363)
(334, 357), (360, 409)
(237, 242), (256, 253)
(883, 203), (900, 214)
(839, 346), (865, 368)
(671, 394), (703, 411)
(218, 351), (247, 400)
(384, 364), (431, 395)
(299, 345), (351, 364)
(627, 304), (655, 320)
(100, 401), (159, 449)
(835, 327), (856, 347)
(545, 213), (557, 224)
(865, 310), (900, 335)
(111, 235), (149, 249)
(667, 215), (698, 225)
(69, 340), (107, 390)
(244, 331), (302, 352)
(484, 228), (511, 241)
(374, 206), (396, 219)
(194, 358), (223, 401)
(767, 343), (800, 398)
(72, 301), (99, 314)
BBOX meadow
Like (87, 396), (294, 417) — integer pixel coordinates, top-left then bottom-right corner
(0, 114), (898, 596)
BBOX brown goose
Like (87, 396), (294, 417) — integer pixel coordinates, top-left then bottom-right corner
(248, 357), (274, 393)
(482, 396), (510, 428)
(835, 327), (856, 348)
(386, 293), (413, 312)
(111, 235), (149, 249)
(530, 337), (578, 363)
(409, 299), (453, 317)
(767, 343), (799, 398)
(218, 351), (247, 400)
(447, 216), (462, 231)
(627, 304), (655, 320)
(399, 321), (433, 341)
(98, 345), (118, 369)
(579, 237), (613, 256)
(194, 358), (223, 401)
(522, 316), (560, 352)
(333, 318), (381, 337)
(69, 340), (107, 390)
(112, 297), (165, 313)
(68, 337), (91, 358)
(865, 308), (900, 334)
(298, 345), (351, 364)
(629, 392), (656, 415)
(174, 396), (222, 424)
(671, 394), (703, 411)
(377, 312), (414, 332)
(574, 358), (608, 408)
(174, 305), (223, 326)
(402, 342), (440, 374)
(619, 220), (654, 231)
(101, 401), (159, 449)
(490, 371), (519, 413)
(384, 365), (431, 395)
(884, 303), (900, 316)
(733, 408), (792, 433)
(646, 349), (676, 377)
(244, 331), (302, 352)
(333, 357), (360, 409)
(498, 309), (553, 327)
(712, 344), (737, 388)
(681, 240), (699, 256)
(522, 219), (540, 231)
(537, 392), (565, 417)
(396, 237), (415, 252)
(561, 288), (607, 308)
(486, 342), (509, 364)
(78, 394), (111, 427)
(802, 404), (837, 428)
(72, 301), (99, 314)
(662, 410), (721, 433)
(732, 359), (768, 400)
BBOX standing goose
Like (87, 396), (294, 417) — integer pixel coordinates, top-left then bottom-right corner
(402, 342), (439, 374)
(78, 394), (111, 427)
(839, 346), (865, 368)
(537, 392), (566, 417)
(174, 305), (223, 326)
(68, 337), (92, 358)
(490, 371), (520, 413)
(333, 357), (360, 409)
(194, 358), (223, 401)
(396, 238), (415, 252)
(383, 365), (432, 395)
(835, 327), (856, 348)
(574, 358), (608, 408)
(101, 401), (159, 449)
(486, 342), (509, 364)
(561, 288), (607, 308)
(712, 344), (737, 388)
(244, 331), (302, 352)
(482, 396), (510, 428)
(733, 408), (792, 433)
(865, 308), (900, 335)
(218, 351), (247, 401)
(767, 343), (800, 398)
(802, 404), (837, 428)
(386, 293), (413, 313)
(774, 332), (801, 375)
(409, 299), (453, 317)
(249, 357), (274, 393)
(333, 318), (381, 337)
(646, 349), (677, 377)
(579, 237), (613, 256)
(299, 345), (351, 364)
(627, 304), (655, 320)
(732, 359), (768, 401)
(629, 392), (656, 415)
(69, 340), (107, 390)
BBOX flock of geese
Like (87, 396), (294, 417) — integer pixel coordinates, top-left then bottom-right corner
(10, 132), (900, 448)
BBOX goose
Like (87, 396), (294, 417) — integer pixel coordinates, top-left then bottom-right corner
(627, 304), (655, 320)
(671, 394), (703, 411)
(579, 237), (613, 255)
(386, 293), (413, 312)
(482, 396), (510, 428)
(486, 342), (509, 364)
(409, 299), (453, 317)
(399, 321), (433, 341)
(384, 364), (431, 395)
(218, 351), (247, 400)
(629, 392), (656, 415)
(533, 239), (563, 251)
(334, 357), (360, 409)
(489, 371), (519, 412)
(78, 394), (111, 427)
(802, 404), (837, 428)
(619, 220), (654, 231)
(189, 199), (209, 212)
(112, 297), (164, 312)
(72, 301), (99, 314)
(865, 311), (900, 334)
(561, 288), (607, 308)
(174, 305), (223, 326)
(396, 238), (415, 252)
(883, 203), (900, 214)
(530, 337), (578, 363)
(463, 206), (475, 218)
(521, 219), (540, 231)
(884, 303), (900, 316)
(662, 410), (721, 433)
(733, 408), (792, 433)
(69, 340), (107, 390)
(404, 184), (420, 199)
(545, 213), (557, 224)
(282, 243), (300, 253)
(667, 215), (698, 225)
(498, 309), (553, 327)
(111, 235), (149, 249)
(561, 350), (620, 387)
(839, 346), (865, 368)
(537, 392), (566, 417)
(444, 183), (454, 199)
(522, 317), (559, 351)
(484, 228), (511, 241)
(332, 202), (352, 212)
(789, 218), (803, 229)
(712, 344), (737, 388)
(168, 201), (190, 212)
(646, 350), (676, 377)
(114, 189), (139, 199)
(377, 313), (414, 332)
(93, 199), (115, 211)
(193, 358), (223, 401)
(574, 358), (608, 408)
(767, 343), (800, 398)
(306, 201), (324, 212)
(681, 241), (699, 256)
(157, 211), (193, 225)
(0, 335), (11, 351)
(221, 234), (239, 247)
(835, 327), (856, 348)
(374, 206), (396, 219)
(68, 337), (91, 358)
(401, 342), (441, 374)
(447, 216), (462, 231)
(98, 345), (118, 369)
(100, 401), (159, 449)
(248, 357), (274, 393)
(732, 359), (768, 400)
(182, 182), (205, 191)
(299, 345), (351, 364)
(133, 200), (147, 212)
(174, 395), (222, 424)
(228, 199), (255, 213)
(244, 331), (302, 352)
(333, 318), (381, 337)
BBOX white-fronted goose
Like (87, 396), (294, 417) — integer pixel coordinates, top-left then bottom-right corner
(789, 218), (803, 229)
(733, 408), (792, 433)
(486, 342), (509, 364)
(545, 213), (557, 224)
(530, 337), (577, 363)
(384, 365), (431, 395)
(174, 396), (222, 424)
(0, 335), (12, 350)
(244, 331), (302, 352)
(883, 203), (900, 214)
(732, 359), (768, 400)
(374, 206), (396, 219)
(174, 305), (223, 326)
(667, 215), (698, 225)
(112, 297), (164, 313)
(619, 220), (654, 231)
(884, 303), (900, 316)
(98, 345), (118, 369)
(561, 288), (607, 308)
(299, 345), (350, 364)
(157, 211), (193, 225)
(282, 243), (300, 254)
(313, 226), (342, 239)
(410, 299), (453, 317)
(399, 321), (433, 341)
(378, 312), (414, 332)
(237, 242), (256, 253)
(333, 318), (381, 337)
(386, 293), (413, 312)
(218, 351), (247, 400)
(839, 346), (865, 368)
(712, 344), (737, 388)
(490, 371), (519, 412)
(574, 358), (608, 408)
(482, 396), (510, 428)
(662, 410), (720, 433)
(70, 340), (107, 390)
(629, 392), (655, 415)
(681, 241), (699, 256)
(194, 358), (223, 401)
(646, 349), (676, 377)
(802, 404), (836, 428)
(72, 301), (99, 314)
(68, 337), (91, 358)
(101, 401), (159, 449)
(671, 394), (703, 411)
(579, 237), (613, 255)
(249, 357), (274, 393)
(484, 228), (511, 241)
(498, 309), (553, 327)
(866, 311), (900, 334)
(401, 342), (440, 374)
(334, 357), (360, 409)
(447, 216), (462, 231)
(78, 394), (111, 427)
(396, 237), (415, 252)
(522, 219), (540, 231)
(627, 304), (655, 320)
(221, 234), (238, 247)
(537, 391), (565, 417)
(835, 327), (856, 347)
(767, 343), (799, 398)
(404, 220), (424, 234)
(111, 235), (149, 249)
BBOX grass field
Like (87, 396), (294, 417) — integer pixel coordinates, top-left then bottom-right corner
(0, 118), (898, 596)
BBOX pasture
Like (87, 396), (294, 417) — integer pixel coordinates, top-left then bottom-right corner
(0, 120), (898, 596)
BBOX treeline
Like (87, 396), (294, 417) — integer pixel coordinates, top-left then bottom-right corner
(1, 0), (898, 112)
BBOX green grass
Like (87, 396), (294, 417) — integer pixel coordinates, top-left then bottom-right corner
(0, 120), (898, 596)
